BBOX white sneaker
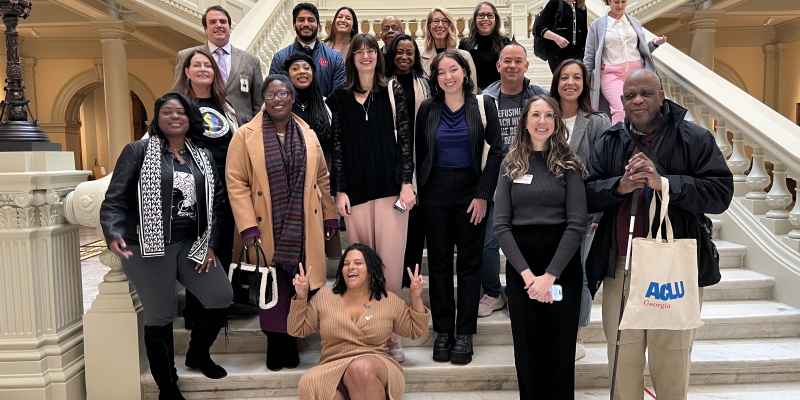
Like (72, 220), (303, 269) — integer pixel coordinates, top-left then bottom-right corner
(575, 341), (586, 361)
(477, 293), (506, 318)
(387, 335), (405, 363)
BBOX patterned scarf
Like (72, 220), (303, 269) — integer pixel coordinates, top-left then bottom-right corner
(138, 136), (215, 264)
(262, 113), (306, 272)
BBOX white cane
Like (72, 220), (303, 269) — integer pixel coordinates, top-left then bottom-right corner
(609, 186), (642, 400)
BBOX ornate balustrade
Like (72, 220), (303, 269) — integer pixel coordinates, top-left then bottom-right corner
(626, 0), (693, 24)
(230, 0), (295, 74)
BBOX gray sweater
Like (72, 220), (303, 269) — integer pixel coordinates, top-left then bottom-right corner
(493, 152), (587, 277)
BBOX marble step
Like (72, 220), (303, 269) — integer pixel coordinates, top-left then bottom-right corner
(143, 338), (800, 399)
(327, 238), (747, 278)
(173, 299), (800, 354)
(262, 383), (800, 400)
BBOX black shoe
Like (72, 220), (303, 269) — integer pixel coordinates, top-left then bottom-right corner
(144, 324), (186, 400)
(185, 307), (227, 379)
(432, 333), (453, 362)
(450, 334), (473, 365)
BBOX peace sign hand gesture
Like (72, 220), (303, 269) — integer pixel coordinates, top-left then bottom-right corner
(406, 264), (424, 301)
(293, 262), (310, 300)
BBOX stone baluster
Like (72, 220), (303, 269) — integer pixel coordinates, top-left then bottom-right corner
(368, 19), (376, 36)
(786, 174), (800, 251)
(415, 19), (425, 40)
(727, 129), (750, 196)
(698, 105), (714, 132)
(763, 160), (793, 234)
(404, 20), (411, 35)
(744, 144), (771, 214)
(462, 18), (470, 38)
(683, 94), (700, 123)
(713, 118), (732, 158)
(319, 17), (328, 38)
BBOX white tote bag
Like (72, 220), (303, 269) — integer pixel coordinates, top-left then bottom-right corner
(619, 177), (703, 331)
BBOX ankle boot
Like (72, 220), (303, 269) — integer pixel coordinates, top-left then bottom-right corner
(264, 331), (284, 371)
(185, 307), (227, 379)
(284, 334), (300, 369)
(144, 324), (185, 400)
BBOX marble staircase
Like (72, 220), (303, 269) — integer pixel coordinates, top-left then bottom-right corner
(142, 218), (800, 399)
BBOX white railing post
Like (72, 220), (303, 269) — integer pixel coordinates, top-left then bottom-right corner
(787, 176), (800, 250)
(727, 130), (750, 197)
(744, 145), (771, 215)
(415, 18), (424, 41)
(714, 119), (732, 158)
(763, 160), (793, 234)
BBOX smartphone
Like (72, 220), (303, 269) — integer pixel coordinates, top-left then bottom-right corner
(550, 284), (563, 302)
(393, 198), (406, 214)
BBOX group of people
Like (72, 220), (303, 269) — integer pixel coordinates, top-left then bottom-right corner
(99, 1), (734, 400)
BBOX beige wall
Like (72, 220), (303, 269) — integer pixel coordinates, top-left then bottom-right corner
(715, 46), (765, 101)
(779, 40), (800, 123)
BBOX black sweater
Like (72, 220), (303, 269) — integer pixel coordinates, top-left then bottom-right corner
(494, 152), (587, 276)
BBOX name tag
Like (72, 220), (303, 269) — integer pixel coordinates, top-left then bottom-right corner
(240, 77), (249, 93)
(513, 174), (533, 184)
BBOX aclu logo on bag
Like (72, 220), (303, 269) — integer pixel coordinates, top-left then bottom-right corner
(643, 281), (686, 309)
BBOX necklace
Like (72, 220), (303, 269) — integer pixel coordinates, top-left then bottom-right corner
(298, 101), (307, 112)
(359, 92), (372, 121)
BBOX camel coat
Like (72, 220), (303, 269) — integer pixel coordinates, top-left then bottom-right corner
(289, 287), (430, 400)
(226, 113), (337, 291)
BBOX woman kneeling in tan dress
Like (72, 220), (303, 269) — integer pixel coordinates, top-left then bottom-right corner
(288, 243), (430, 399)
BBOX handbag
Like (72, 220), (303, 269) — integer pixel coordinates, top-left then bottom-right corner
(228, 240), (279, 310)
(532, 0), (566, 61)
(619, 177), (703, 331)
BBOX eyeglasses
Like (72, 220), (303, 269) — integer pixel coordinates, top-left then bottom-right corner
(476, 13), (496, 20)
(354, 48), (378, 57)
(430, 18), (450, 26)
(265, 91), (291, 101)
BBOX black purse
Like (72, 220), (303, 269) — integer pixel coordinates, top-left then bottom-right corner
(228, 240), (279, 310)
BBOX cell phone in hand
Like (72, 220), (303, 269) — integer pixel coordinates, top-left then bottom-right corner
(550, 284), (563, 302)
(393, 198), (406, 214)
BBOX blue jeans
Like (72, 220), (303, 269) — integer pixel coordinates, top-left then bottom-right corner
(480, 204), (503, 298)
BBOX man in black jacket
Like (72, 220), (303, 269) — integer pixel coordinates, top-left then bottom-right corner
(585, 69), (732, 399)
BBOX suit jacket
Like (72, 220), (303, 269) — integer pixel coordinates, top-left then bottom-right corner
(583, 14), (658, 113)
(176, 44), (264, 125)
(415, 95), (503, 200)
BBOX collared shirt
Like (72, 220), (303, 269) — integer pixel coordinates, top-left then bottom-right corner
(602, 14), (640, 65)
(207, 41), (232, 79)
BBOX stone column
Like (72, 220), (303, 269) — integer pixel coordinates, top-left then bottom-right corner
(0, 151), (89, 400)
(689, 11), (719, 70)
(509, 0), (529, 41)
(99, 25), (133, 169)
(763, 43), (779, 109)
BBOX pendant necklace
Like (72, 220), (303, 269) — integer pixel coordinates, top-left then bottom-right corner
(360, 92), (372, 121)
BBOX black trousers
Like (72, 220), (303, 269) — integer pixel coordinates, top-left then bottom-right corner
(402, 207), (426, 287)
(421, 167), (484, 335)
(505, 224), (581, 400)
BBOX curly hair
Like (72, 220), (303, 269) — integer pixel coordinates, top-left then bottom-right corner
(504, 96), (584, 180)
(332, 243), (388, 301)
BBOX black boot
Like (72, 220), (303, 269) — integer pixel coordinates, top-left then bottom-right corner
(182, 291), (201, 331)
(144, 324), (185, 400)
(450, 334), (473, 365)
(432, 332), (453, 362)
(185, 306), (227, 379)
(264, 331), (284, 371)
(284, 335), (300, 369)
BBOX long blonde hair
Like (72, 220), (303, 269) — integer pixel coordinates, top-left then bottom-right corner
(424, 8), (459, 53)
(504, 96), (584, 180)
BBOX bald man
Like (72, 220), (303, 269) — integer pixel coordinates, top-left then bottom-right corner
(380, 16), (403, 50)
(585, 69), (733, 400)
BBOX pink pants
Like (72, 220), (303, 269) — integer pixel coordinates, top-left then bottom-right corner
(600, 60), (644, 125)
(344, 196), (409, 294)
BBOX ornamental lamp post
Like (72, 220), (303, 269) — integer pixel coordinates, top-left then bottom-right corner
(0, 0), (58, 151)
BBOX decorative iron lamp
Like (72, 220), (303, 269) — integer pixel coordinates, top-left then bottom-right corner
(0, 0), (58, 150)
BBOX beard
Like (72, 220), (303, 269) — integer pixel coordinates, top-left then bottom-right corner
(295, 25), (318, 43)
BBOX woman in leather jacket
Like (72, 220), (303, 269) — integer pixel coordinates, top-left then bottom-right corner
(100, 92), (232, 400)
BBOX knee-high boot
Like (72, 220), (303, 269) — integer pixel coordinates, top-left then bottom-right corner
(144, 324), (185, 400)
(185, 306), (227, 379)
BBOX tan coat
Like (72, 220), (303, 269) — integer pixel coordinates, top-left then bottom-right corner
(289, 287), (430, 400)
(226, 113), (337, 290)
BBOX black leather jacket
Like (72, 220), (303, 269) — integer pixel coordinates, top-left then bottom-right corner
(99, 137), (224, 250)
